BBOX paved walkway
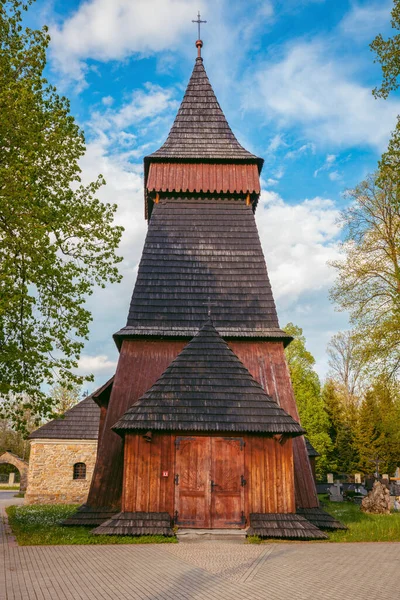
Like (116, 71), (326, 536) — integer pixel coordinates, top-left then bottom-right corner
(1, 492), (400, 600)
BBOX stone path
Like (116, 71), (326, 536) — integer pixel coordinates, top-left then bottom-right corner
(1, 492), (400, 600)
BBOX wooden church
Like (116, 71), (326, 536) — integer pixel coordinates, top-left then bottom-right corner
(65, 36), (343, 539)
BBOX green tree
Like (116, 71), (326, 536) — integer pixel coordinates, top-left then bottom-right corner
(371, 0), (400, 100)
(370, 1), (400, 189)
(329, 175), (400, 376)
(0, 1), (123, 431)
(356, 377), (400, 476)
(322, 379), (359, 476)
(50, 383), (81, 415)
(284, 323), (333, 479)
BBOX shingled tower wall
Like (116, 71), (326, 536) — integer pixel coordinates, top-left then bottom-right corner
(86, 43), (319, 512)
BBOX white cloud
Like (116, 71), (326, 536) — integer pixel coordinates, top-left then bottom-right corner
(329, 171), (341, 182)
(314, 153), (337, 177)
(339, 2), (392, 40)
(102, 95), (114, 107)
(285, 142), (315, 160)
(266, 133), (286, 154)
(50, 0), (199, 86)
(256, 190), (341, 308)
(247, 40), (400, 150)
(77, 354), (117, 373)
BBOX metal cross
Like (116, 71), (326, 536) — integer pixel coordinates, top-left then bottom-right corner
(203, 296), (217, 318)
(192, 10), (207, 39)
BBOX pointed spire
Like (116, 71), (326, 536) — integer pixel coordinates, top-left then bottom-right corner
(147, 56), (262, 163)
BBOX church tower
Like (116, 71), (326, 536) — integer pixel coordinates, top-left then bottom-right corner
(64, 31), (344, 538)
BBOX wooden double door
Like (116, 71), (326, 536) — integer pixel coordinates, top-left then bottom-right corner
(175, 436), (245, 528)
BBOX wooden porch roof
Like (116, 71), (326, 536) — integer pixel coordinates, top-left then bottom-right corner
(112, 321), (305, 435)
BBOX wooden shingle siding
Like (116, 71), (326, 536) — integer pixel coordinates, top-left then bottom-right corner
(147, 163), (260, 194)
(115, 198), (290, 343)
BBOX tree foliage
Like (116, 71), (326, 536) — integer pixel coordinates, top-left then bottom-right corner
(327, 330), (367, 397)
(284, 323), (333, 479)
(356, 377), (400, 476)
(330, 175), (400, 375)
(371, 0), (400, 100)
(0, 1), (123, 431)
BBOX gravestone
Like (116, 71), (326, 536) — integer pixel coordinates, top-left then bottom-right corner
(361, 481), (390, 514)
(354, 473), (361, 484)
(329, 482), (343, 502)
(327, 473), (334, 484)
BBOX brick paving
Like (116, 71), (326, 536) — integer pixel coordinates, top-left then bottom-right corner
(1, 493), (400, 600)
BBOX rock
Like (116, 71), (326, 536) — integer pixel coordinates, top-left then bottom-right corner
(361, 481), (391, 514)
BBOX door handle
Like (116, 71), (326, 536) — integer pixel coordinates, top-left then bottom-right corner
(211, 480), (217, 491)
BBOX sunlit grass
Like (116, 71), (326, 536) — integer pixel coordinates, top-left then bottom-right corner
(321, 497), (400, 542)
(6, 505), (177, 545)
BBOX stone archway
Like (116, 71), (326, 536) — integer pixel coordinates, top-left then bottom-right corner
(0, 451), (29, 492)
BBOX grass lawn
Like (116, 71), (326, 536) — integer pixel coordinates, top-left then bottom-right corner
(321, 496), (400, 542)
(0, 485), (20, 490)
(6, 505), (177, 545)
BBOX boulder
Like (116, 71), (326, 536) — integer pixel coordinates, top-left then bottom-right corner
(361, 481), (391, 514)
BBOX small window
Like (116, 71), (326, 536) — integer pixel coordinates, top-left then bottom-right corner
(73, 463), (86, 480)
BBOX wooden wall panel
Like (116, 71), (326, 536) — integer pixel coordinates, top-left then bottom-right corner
(230, 341), (319, 509)
(244, 435), (295, 515)
(87, 340), (186, 510)
(123, 433), (175, 513)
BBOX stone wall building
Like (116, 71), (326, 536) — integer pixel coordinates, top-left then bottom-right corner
(25, 396), (101, 505)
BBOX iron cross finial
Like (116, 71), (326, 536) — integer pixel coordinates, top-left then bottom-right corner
(192, 10), (207, 40)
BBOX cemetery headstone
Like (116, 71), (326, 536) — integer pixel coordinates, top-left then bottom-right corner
(329, 482), (343, 502)
(327, 473), (334, 484)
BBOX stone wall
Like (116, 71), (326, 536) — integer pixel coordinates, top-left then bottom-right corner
(25, 439), (97, 504)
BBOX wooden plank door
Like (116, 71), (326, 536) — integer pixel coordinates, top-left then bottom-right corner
(210, 437), (245, 528)
(175, 437), (211, 528)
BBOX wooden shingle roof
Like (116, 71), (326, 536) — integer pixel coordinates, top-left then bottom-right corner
(29, 379), (113, 440)
(305, 438), (320, 457)
(29, 396), (100, 440)
(115, 197), (290, 343)
(146, 57), (262, 164)
(113, 321), (305, 435)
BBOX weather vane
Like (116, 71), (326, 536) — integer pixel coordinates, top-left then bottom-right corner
(192, 10), (206, 40)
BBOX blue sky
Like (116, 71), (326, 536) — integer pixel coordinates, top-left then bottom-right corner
(28, 0), (400, 388)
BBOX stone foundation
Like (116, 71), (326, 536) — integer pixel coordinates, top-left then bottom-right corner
(25, 439), (97, 504)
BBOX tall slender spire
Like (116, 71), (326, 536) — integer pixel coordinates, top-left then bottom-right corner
(146, 54), (262, 164)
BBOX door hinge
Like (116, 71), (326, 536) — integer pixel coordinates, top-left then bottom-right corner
(241, 475), (247, 487)
(174, 474), (179, 486)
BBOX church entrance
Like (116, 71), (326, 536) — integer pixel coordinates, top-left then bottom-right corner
(174, 436), (245, 529)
